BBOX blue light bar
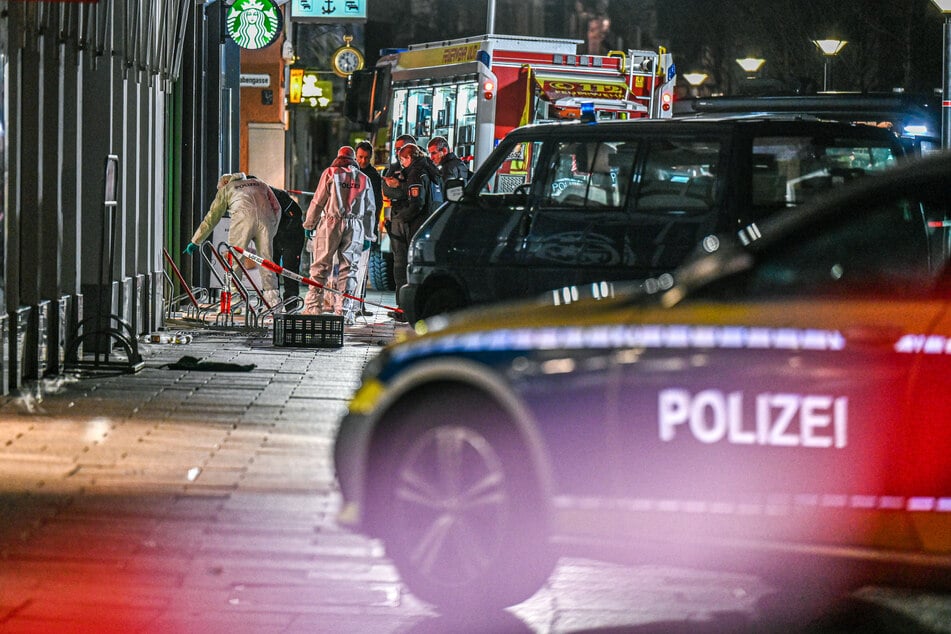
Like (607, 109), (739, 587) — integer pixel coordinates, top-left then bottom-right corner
(581, 101), (596, 123)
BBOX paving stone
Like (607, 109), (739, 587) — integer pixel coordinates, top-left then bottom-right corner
(10, 293), (782, 631)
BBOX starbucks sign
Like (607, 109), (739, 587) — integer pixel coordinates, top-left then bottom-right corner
(226, 0), (283, 50)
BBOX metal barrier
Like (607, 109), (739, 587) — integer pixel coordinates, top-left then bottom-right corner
(225, 244), (303, 320)
(195, 241), (278, 331)
(162, 248), (213, 321)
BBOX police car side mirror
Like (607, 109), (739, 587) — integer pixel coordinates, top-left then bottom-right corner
(445, 178), (465, 202)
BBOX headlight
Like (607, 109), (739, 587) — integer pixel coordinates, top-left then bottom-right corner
(409, 240), (425, 266)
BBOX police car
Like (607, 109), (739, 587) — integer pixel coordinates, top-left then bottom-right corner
(334, 152), (951, 612)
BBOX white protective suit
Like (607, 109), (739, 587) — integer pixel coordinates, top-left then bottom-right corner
(302, 150), (376, 322)
(191, 172), (282, 308)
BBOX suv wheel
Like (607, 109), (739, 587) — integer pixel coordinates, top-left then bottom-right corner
(420, 286), (467, 320)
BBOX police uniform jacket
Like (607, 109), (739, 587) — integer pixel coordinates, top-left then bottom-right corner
(438, 152), (471, 184)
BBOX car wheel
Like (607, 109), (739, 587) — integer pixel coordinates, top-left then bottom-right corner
(420, 286), (467, 320)
(369, 248), (395, 291)
(376, 390), (553, 611)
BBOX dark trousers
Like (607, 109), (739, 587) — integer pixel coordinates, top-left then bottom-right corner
(390, 215), (425, 298)
(272, 229), (306, 300)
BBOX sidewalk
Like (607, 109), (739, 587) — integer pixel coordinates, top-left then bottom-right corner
(0, 290), (433, 633)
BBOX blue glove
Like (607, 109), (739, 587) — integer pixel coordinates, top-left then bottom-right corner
(305, 229), (315, 240)
(183, 242), (199, 255)
(362, 239), (371, 250)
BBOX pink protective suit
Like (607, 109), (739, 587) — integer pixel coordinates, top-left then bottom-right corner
(302, 148), (376, 322)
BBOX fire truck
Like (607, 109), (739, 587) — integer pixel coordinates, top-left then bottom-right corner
(349, 34), (677, 290)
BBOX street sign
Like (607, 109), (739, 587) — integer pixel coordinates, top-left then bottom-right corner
(240, 73), (271, 88)
(291, 0), (366, 22)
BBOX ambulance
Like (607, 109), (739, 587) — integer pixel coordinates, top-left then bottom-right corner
(349, 34), (676, 290)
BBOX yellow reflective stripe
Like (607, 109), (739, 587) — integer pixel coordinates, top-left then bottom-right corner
(348, 379), (385, 415)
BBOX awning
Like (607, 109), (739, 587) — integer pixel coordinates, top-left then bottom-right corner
(534, 73), (631, 102)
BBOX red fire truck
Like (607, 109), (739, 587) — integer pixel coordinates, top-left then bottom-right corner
(367, 33), (676, 169)
(351, 34), (677, 290)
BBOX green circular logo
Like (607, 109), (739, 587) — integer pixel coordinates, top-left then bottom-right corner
(226, 0), (283, 50)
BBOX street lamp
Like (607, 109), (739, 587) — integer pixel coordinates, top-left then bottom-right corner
(683, 72), (709, 96)
(683, 72), (709, 86)
(813, 39), (848, 91)
(736, 57), (765, 77)
(932, 0), (951, 148)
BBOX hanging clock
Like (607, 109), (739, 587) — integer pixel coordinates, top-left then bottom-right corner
(331, 36), (365, 78)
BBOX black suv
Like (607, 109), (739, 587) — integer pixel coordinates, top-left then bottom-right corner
(398, 117), (906, 322)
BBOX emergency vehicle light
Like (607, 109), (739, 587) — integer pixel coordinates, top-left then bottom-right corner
(483, 79), (495, 100)
(661, 91), (673, 111)
(580, 101), (596, 123)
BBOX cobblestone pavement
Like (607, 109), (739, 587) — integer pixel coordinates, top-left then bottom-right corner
(0, 291), (949, 633)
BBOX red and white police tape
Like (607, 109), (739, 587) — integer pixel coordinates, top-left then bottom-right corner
(230, 245), (403, 314)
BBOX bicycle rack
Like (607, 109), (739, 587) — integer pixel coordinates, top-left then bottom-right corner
(162, 248), (211, 322)
(65, 155), (144, 374)
(201, 241), (272, 331)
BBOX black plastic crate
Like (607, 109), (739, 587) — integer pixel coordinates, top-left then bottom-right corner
(273, 314), (344, 348)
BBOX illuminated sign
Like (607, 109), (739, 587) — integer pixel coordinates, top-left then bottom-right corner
(289, 68), (304, 103)
(291, 0), (366, 21)
(397, 43), (482, 70)
(289, 69), (333, 108)
(538, 78), (629, 101)
(226, 0), (283, 50)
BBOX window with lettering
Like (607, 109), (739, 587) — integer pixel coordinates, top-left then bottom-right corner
(538, 141), (636, 209)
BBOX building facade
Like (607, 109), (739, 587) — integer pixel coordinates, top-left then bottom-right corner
(0, 0), (234, 391)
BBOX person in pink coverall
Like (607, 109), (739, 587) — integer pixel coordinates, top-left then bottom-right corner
(302, 147), (376, 324)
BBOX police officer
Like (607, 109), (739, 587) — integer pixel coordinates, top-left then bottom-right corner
(388, 143), (439, 321)
(269, 186), (306, 304)
(382, 134), (416, 229)
(427, 135), (471, 186)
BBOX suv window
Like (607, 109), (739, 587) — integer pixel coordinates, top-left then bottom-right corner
(635, 139), (720, 212)
(751, 136), (899, 213)
(483, 141), (544, 195)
